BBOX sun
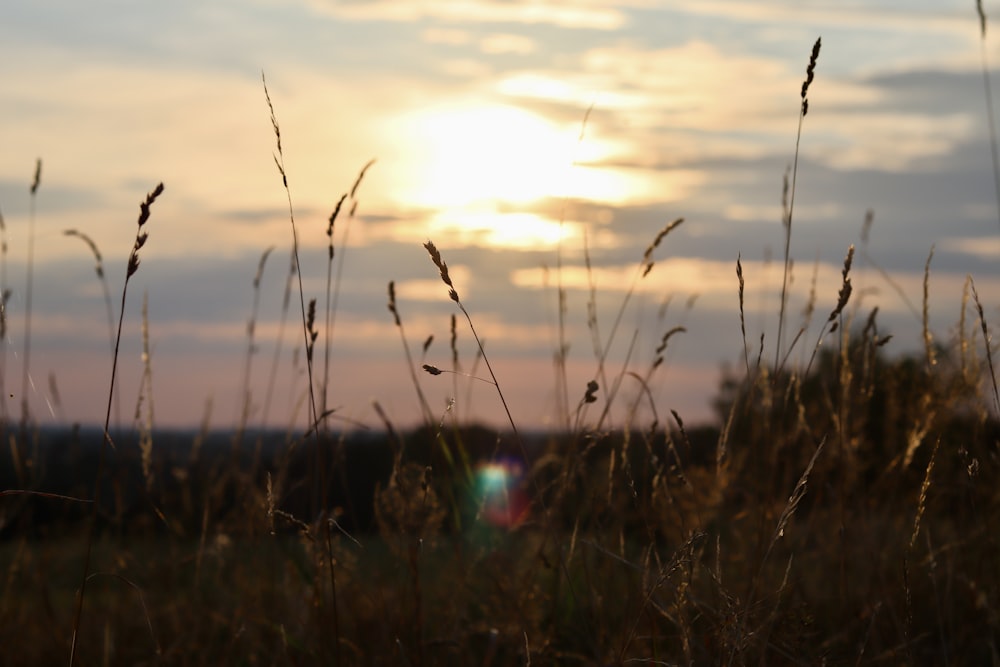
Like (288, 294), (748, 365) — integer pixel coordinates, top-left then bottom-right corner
(391, 101), (579, 209)
(376, 97), (691, 249)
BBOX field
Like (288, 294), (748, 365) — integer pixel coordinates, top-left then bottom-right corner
(2, 33), (1000, 667)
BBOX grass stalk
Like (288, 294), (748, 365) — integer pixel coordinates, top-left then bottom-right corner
(776, 38), (821, 373)
(977, 1), (1000, 232)
(70, 182), (164, 666)
(388, 281), (435, 425)
(18, 159), (41, 463)
(262, 73), (319, 431)
(135, 291), (155, 492)
(321, 193), (347, 429)
(553, 103), (594, 431)
(970, 277), (1000, 415)
(592, 218), (683, 427)
(421, 240), (600, 655)
(262, 73), (323, 517)
(260, 248), (295, 429)
(0, 206), (8, 422)
(64, 229), (120, 429)
(234, 245), (274, 450)
(322, 160), (374, 431)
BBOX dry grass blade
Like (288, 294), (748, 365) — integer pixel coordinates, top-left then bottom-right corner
(828, 244), (854, 323)
(65, 228), (120, 428)
(976, 0), (1000, 232)
(350, 158), (376, 199)
(136, 291), (154, 491)
(63, 229), (104, 277)
(909, 438), (940, 551)
(737, 255), (750, 377)
(553, 103), (596, 431)
(20, 159), (42, 445)
(0, 206), (8, 421)
(0, 489), (92, 503)
(422, 240), (458, 302)
(730, 437), (825, 665)
(420, 237), (598, 646)
(234, 245), (274, 448)
(922, 246), (936, 369)
(777, 38), (821, 373)
(387, 280), (435, 425)
(29, 159), (41, 195)
(322, 159), (375, 430)
(126, 183), (165, 278)
(857, 209), (921, 321)
(960, 275), (973, 384)
(261, 74), (318, 429)
(768, 436), (824, 562)
(71, 181), (165, 667)
(642, 217), (684, 277)
(970, 277), (1000, 414)
(84, 572), (161, 658)
(261, 73), (326, 516)
(595, 218), (684, 423)
(800, 37), (822, 115)
(260, 250), (296, 428)
(803, 245), (854, 378)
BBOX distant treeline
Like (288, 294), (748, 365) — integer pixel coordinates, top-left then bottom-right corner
(0, 423), (720, 539)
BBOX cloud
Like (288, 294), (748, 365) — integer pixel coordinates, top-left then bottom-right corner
(480, 33), (537, 55)
(305, 0), (629, 30)
(941, 236), (1000, 260)
(678, 1), (973, 38)
(421, 27), (473, 46)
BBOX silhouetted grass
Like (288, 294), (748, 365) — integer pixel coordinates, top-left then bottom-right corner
(0, 36), (998, 667)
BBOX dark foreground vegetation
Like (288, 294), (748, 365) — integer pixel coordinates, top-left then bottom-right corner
(2, 339), (999, 665)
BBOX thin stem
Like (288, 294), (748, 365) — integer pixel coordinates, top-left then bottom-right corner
(70, 182), (164, 666)
(261, 249), (295, 429)
(234, 246), (273, 450)
(20, 159), (41, 446)
(64, 230), (120, 430)
(776, 37), (821, 374)
(421, 239), (599, 654)
(775, 113), (804, 374)
(262, 73), (322, 517)
(388, 281), (436, 425)
(978, 2), (1000, 231)
(0, 206), (8, 423)
(322, 160), (374, 431)
(553, 102), (594, 431)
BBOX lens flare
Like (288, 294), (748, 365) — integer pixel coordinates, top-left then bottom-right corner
(474, 459), (529, 528)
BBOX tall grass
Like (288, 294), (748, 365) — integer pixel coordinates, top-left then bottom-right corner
(64, 229), (120, 429)
(321, 159), (375, 432)
(17, 159), (41, 472)
(1, 35), (999, 667)
(69, 182), (165, 666)
(776, 38), (821, 374)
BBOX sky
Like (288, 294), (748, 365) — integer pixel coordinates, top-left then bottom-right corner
(1, 0), (999, 434)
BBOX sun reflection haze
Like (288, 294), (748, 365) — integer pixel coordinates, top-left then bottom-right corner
(379, 98), (703, 249)
(427, 208), (582, 250)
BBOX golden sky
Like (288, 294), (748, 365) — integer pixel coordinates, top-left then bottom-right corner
(1, 0), (998, 430)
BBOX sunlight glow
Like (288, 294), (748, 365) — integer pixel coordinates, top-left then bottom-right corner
(392, 102), (583, 208)
(382, 98), (701, 249)
(427, 208), (583, 250)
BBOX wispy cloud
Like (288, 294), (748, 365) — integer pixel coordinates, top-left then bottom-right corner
(305, 0), (630, 30)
